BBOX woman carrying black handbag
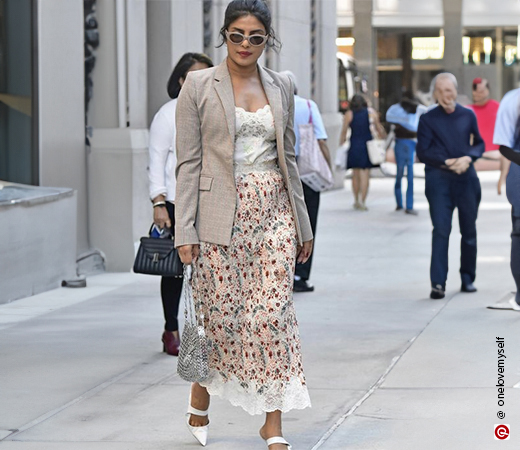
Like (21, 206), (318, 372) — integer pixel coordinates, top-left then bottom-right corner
(148, 52), (213, 356)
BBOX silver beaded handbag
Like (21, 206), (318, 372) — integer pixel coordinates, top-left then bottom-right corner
(177, 265), (209, 383)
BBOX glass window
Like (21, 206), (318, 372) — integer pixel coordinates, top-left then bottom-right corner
(0, 0), (37, 185)
(462, 30), (496, 65)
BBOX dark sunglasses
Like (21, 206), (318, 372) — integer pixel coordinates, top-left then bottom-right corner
(225, 31), (269, 47)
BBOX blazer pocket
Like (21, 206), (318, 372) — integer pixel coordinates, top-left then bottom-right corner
(199, 176), (213, 191)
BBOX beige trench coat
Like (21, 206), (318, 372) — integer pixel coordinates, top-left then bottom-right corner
(174, 60), (313, 248)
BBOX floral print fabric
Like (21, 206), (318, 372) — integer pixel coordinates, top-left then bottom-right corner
(192, 167), (311, 415)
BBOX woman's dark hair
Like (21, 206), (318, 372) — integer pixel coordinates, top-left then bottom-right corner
(218, 0), (281, 51)
(167, 52), (213, 99)
(349, 94), (368, 112)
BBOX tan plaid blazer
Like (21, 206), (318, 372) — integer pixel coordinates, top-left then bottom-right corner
(174, 60), (313, 247)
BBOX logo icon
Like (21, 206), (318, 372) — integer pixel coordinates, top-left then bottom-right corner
(495, 424), (510, 440)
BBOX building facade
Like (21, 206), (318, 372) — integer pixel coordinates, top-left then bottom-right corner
(338, 0), (520, 114)
(0, 0), (340, 299)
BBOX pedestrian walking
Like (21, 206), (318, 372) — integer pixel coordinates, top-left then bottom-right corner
(468, 78), (501, 171)
(174, 1), (313, 449)
(340, 94), (385, 211)
(386, 91), (426, 215)
(280, 70), (330, 293)
(416, 73), (485, 300)
(148, 53), (213, 356)
(493, 88), (520, 310)
(468, 78), (500, 155)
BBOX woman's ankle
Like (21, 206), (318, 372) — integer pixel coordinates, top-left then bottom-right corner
(259, 424), (283, 439)
(190, 384), (210, 410)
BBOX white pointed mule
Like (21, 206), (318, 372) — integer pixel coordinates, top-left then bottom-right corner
(265, 436), (292, 450)
(186, 403), (210, 446)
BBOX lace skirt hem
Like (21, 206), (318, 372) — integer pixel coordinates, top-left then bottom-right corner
(200, 369), (312, 416)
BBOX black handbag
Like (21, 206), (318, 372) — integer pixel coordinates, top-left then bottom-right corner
(133, 226), (183, 277)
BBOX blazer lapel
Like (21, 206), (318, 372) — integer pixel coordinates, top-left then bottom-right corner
(259, 66), (284, 153)
(214, 61), (236, 140)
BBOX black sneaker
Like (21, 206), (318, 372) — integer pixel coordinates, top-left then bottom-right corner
(405, 209), (419, 216)
(294, 279), (315, 292)
(396, 206), (403, 211)
(430, 284), (445, 300)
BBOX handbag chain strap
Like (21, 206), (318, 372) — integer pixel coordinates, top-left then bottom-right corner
(183, 264), (204, 327)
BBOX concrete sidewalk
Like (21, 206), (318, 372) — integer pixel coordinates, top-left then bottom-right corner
(0, 174), (518, 450)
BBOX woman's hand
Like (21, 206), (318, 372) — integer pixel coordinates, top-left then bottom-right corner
(297, 240), (313, 264)
(152, 195), (171, 229)
(178, 244), (200, 265)
(153, 206), (171, 229)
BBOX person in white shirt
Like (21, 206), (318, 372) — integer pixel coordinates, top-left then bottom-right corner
(280, 70), (330, 293)
(148, 52), (213, 356)
(493, 88), (520, 310)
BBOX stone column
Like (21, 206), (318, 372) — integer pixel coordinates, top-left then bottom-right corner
(147, 0), (204, 122)
(210, 0), (229, 65)
(127, 0), (148, 129)
(314, 0), (343, 188)
(402, 34), (413, 94)
(147, 0), (172, 122)
(313, 0), (338, 110)
(353, 0), (377, 108)
(442, 0), (463, 88)
(88, 0), (152, 271)
(271, 0), (312, 97)
(171, 0), (204, 76)
(496, 27), (504, 100)
(38, 0), (86, 254)
(88, 0), (119, 129)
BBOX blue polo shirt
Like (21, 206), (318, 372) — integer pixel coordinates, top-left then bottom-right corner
(493, 88), (520, 214)
(293, 95), (328, 157)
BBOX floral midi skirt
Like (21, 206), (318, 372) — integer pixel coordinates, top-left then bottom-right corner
(192, 166), (311, 415)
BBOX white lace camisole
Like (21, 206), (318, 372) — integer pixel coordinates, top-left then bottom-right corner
(234, 104), (277, 169)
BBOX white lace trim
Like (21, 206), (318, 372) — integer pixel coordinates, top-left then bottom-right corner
(234, 105), (277, 167)
(200, 369), (312, 416)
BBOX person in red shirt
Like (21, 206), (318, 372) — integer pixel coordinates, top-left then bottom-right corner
(467, 78), (500, 170)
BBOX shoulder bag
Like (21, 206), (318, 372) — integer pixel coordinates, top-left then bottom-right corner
(366, 110), (387, 166)
(297, 101), (334, 192)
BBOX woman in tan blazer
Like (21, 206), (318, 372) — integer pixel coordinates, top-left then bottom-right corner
(175, 1), (313, 449)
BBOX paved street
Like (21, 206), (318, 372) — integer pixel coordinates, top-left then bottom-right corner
(1, 173), (518, 450)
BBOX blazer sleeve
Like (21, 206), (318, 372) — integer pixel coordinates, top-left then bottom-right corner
(174, 73), (202, 247)
(283, 77), (313, 243)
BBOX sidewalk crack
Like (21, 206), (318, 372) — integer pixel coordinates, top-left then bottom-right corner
(309, 291), (457, 449)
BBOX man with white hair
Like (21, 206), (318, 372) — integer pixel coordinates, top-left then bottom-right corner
(281, 70), (330, 292)
(417, 73), (485, 299)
